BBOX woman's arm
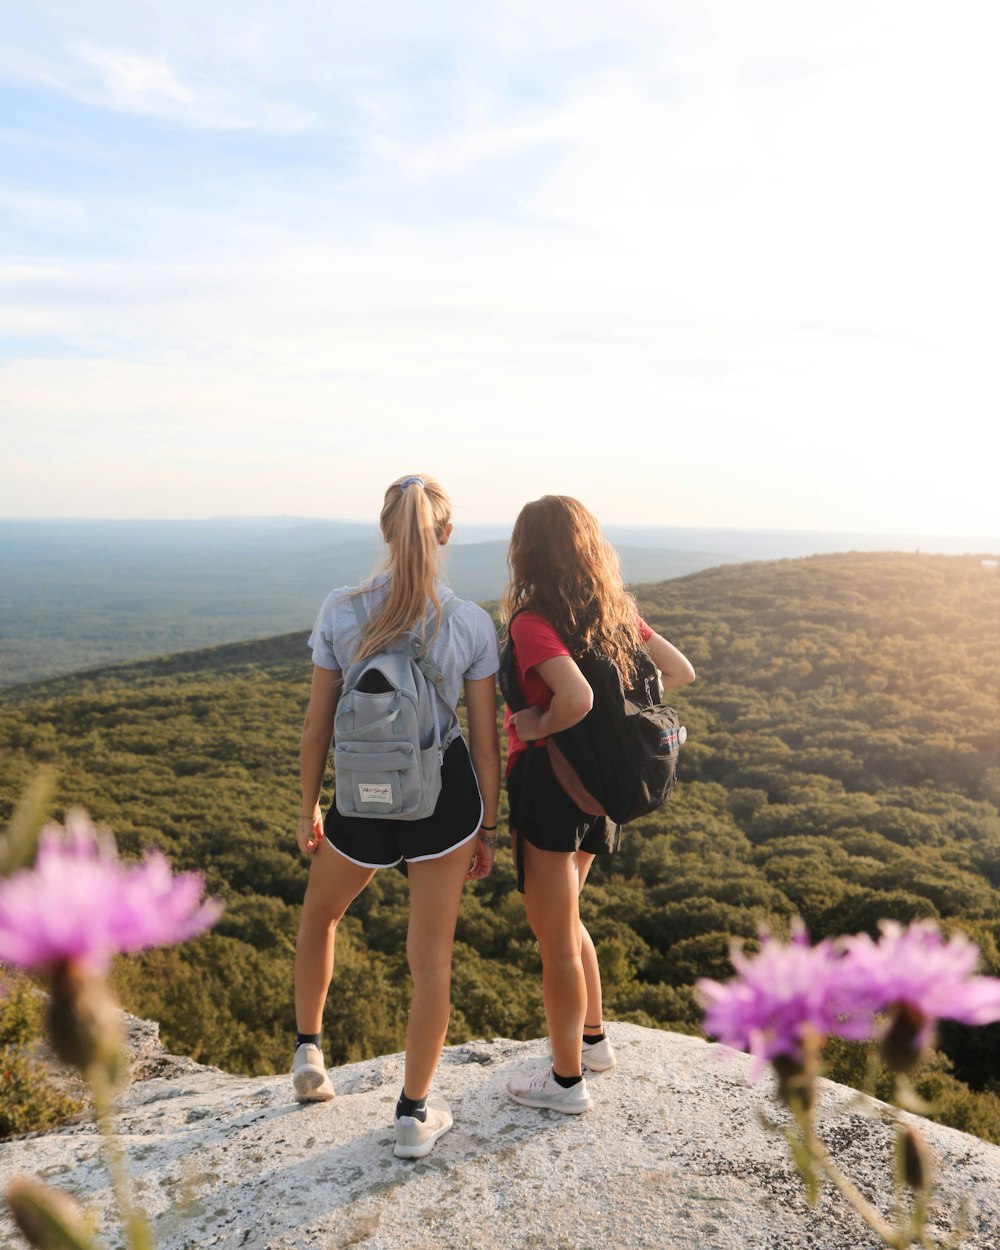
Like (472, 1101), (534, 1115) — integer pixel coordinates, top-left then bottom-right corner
(644, 632), (696, 690)
(463, 673), (501, 880)
(508, 654), (594, 742)
(297, 665), (342, 855)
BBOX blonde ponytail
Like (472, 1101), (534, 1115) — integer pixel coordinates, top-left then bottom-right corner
(352, 474), (452, 662)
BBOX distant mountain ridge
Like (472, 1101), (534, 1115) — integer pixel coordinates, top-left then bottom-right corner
(1, 518), (996, 686)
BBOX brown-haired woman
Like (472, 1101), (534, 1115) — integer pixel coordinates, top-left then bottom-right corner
(501, 495), (695, 1112)
(293, 474), (500, 1157)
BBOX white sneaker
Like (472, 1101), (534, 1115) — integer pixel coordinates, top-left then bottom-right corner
(393, 1094), (453, 1159)
(581, 1035), (617, 1072)
(506, 1067), (593, 1113)
(292, 1043), (335, 1103)
(545, 1033), (618, 1073)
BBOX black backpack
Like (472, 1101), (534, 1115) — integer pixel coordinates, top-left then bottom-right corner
(499, 612), (687, 825)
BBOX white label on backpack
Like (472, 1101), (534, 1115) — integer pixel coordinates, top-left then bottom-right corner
(358, 783), (393, 804)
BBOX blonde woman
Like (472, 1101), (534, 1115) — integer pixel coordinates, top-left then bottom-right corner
(293, 474), (500, 1158)
(501, 496), (695, 1112)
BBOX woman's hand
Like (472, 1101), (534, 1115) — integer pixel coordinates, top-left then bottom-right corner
(509, 706), (545, 741)
(521, 655), (593, 736)
(298, 666), (340, 857)
(297, 807), (324, 856)
(467, 827), (497, 880)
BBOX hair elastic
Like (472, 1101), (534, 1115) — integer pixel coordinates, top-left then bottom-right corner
(400, 476), (425, 491)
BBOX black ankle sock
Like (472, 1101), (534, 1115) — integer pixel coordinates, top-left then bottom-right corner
(552, 1070), (583, 1088)
(396, 1089), (427, 1121)
(296, 1032), (322, 1049)
(583, 1031), (606, 1045)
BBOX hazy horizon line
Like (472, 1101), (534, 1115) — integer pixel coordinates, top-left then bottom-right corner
(2, 514), (998, 544)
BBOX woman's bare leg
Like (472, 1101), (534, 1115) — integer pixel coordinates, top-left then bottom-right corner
(517, 834), (585, 1077)
(294, 842), (376, 1034)
(576, 851), (604, 1038)
(402, 836), (477, 1099)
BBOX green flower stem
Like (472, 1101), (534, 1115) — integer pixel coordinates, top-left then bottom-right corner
(788, 1099), (907, 1249)
(88, 1067), (153, 1250)
(0, 769), (55, 878)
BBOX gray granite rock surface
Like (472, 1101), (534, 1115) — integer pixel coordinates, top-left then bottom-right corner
(2, 1021), (998, 1250)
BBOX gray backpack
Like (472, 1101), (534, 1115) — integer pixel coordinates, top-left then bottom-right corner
(333, 595), (462, 820)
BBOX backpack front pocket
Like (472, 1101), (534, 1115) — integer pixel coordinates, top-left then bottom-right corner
(335, 740), (440, 820)
(334, 741), (419, 816)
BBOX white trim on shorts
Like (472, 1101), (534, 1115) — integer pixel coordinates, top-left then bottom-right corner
(322, 786), (484, 868)
(408, 819), (481, 863)
(408, 773), (483, 862)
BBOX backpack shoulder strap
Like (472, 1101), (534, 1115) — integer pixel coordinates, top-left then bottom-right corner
(346, 592), (462, 690)
(349, 592), (369, 635)
(503, 606), (531, 652)
(499, 607), (533, 711)
(437, 594), (463, 629)
(413, 596), (463, 689)
(349, 590), (454, 654)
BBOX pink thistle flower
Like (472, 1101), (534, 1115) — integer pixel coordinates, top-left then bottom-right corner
(697, 926), (872, 1080)
(841, 921), (1000, 1051)
(0, 809), (222, 975)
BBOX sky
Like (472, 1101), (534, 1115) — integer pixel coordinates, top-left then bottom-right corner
(1, 1), (998, 536)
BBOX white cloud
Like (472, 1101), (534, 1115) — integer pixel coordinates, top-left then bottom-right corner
(55, 41), (318, 131)
(0, 16), (318, 132)
(71, 43), (196, 104)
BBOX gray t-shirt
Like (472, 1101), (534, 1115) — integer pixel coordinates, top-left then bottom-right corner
(308, 576), (500, 746)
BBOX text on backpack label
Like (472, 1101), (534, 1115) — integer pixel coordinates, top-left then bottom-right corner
(358, 783), (394, 805)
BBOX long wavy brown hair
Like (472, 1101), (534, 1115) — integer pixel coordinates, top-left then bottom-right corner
(500, 495), (643, 683)
(352, 473), (451, 663)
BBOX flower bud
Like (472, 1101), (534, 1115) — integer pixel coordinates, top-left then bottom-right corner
(772, 1052), (816, 1114)
(898, 1125), (934, 1194)
(5, 1177), (99, 1250)
(772, 1024), (822, 1114)
(46, 960), (124, 1081)
(880, 1001), (931, 1074)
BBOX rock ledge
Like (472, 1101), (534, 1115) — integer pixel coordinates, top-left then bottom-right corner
(2, 1023), (998, 1250)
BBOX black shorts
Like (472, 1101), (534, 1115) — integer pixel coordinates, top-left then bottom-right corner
(506, 745), (619, 890)
(324, 737), (483, 868)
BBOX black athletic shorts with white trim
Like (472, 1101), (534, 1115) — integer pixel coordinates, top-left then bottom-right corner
(324, 737), (483, 868)
(506, 744), (620, 892)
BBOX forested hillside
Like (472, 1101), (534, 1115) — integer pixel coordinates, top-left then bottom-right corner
(1, 553), (998, 1139)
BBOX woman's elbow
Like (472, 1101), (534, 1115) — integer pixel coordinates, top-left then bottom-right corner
(572, 687), (595, 720)
(469, 723), (500, 759)
(300, 718), (333, 750)
(663, 663), (695, 691)
(471, 742), (501, 777)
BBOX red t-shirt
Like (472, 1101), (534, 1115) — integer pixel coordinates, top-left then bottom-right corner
(503, 611), (653, 774)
